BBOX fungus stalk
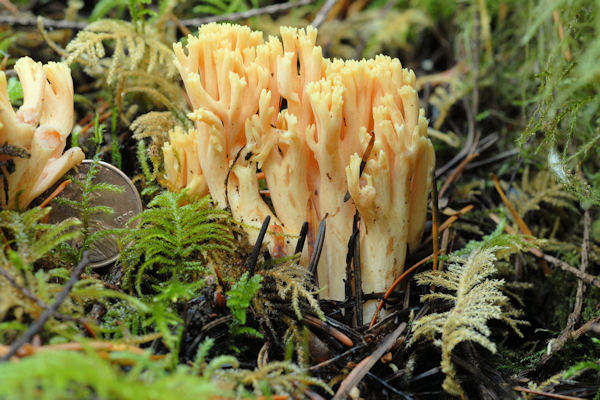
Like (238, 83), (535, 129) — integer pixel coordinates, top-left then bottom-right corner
(0, 57), (83, 209)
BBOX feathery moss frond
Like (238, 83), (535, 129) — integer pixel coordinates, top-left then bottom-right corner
(0, 206), (81, 331)
(65, 18), (185, 125)
(411, 235), (528, 396)
(227, 271), (263, 338)
(0, 349), (223, 400)
(215, 360), (332, 398)
(66, 19), (176, 85)
(507, 167), (577, 218)
(0, 207), (80, 267)
(258, 257), (324, 321)
(120, 190), (233, 295)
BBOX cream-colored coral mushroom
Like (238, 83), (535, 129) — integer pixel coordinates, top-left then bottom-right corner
(162, 126), (208, 196)
(345, 57), (434, 317)
(174, 23), (289, 251)
(171, 23), (434, 315)
(0, 57), (84, 209)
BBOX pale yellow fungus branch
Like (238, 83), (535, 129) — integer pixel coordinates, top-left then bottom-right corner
(0, 57), (83, 210)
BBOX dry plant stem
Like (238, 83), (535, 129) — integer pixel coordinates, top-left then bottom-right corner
(563, 210), (590, 332)
(0, 265), (77, 323)
(552, 10), (572, 61)
(491, 173), (550, 274)
(246, 215), (270, 277)
(438, 228), (450, 271)
(465, 148), (519, 170)
(332, 322), (407, 400)
(168, 13), (191, 36)
(40, 179), (71, 208)
(308, 217), (326, 277)
(421, 204), (474, 248)
(0, 338), (164, 360)
(312, 0), (340, 28)
(309, 345), (366, 371)
(513, 386), (584, 400)
(551, 210), (591, 352)
(37, 18), (68, 58)
(303, 315), (353, 347)
(489, 212), (600, 289)
(530, 316), (600, 372)
(543, 254), (600, 288)
(438, 152), (479, 198)
(0, 1), (316, 30)
(431, 169), (439, 272)
(0, 0), (17, 15)
(352, 224), (363, 327)
(0, 252), (89, 362)
(369, 253), (434, 328)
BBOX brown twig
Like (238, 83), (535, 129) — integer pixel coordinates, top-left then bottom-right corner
(491, 173), (550, 274)
(312, 0), (340, 28)
(303, 314), (353, 347)
(558, 209), (591, 344)
(369, 254), (434, 328)
(0, 1), (317, 30)
(40, 179), (71, 208)
(489, 212), (600, 289)
(246, 216), (270, 277)
(431, 169), (440, 271)
(37, 17), (68, 57)
(0, 265), (78, 323)
(332, 322), (407, 400)
(437, 228), (450, 271)
(438, 152), (479, 198)
(543, 254), (600, 289)
(421, 204), (474, 247)
(0, 0), (17, 15)
(1, 252), (89, 362)
(552, 10), (571, 61)
(168, 13), (191, 36)
(513, 386), (584, 400)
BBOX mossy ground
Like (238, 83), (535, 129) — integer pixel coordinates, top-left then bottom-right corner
(0, 1), (599, 399)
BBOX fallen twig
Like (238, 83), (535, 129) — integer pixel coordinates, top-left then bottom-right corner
(513, 385), (584, 400)
(431, 169), (440, 271)
(438, 152), (479, 199)
(1, 252), (89, 362)
(491, 173), (550, 274)
(40, 179), (71, 208)
(332, 322), (407, 400)
(489, 212), (600, 288)
(369, 254), (434, 328)
(312, 0), (340, 28)
(542, 255), (600, 289)
(303, 314), (353, 348)
(0, 265), (79, 323)
(0, 1), (317, 30)
(557, 209), (591, 346)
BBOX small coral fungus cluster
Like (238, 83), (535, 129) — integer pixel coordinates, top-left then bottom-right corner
(165, 23), (434, 313)
(0, 57), (83, 210)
